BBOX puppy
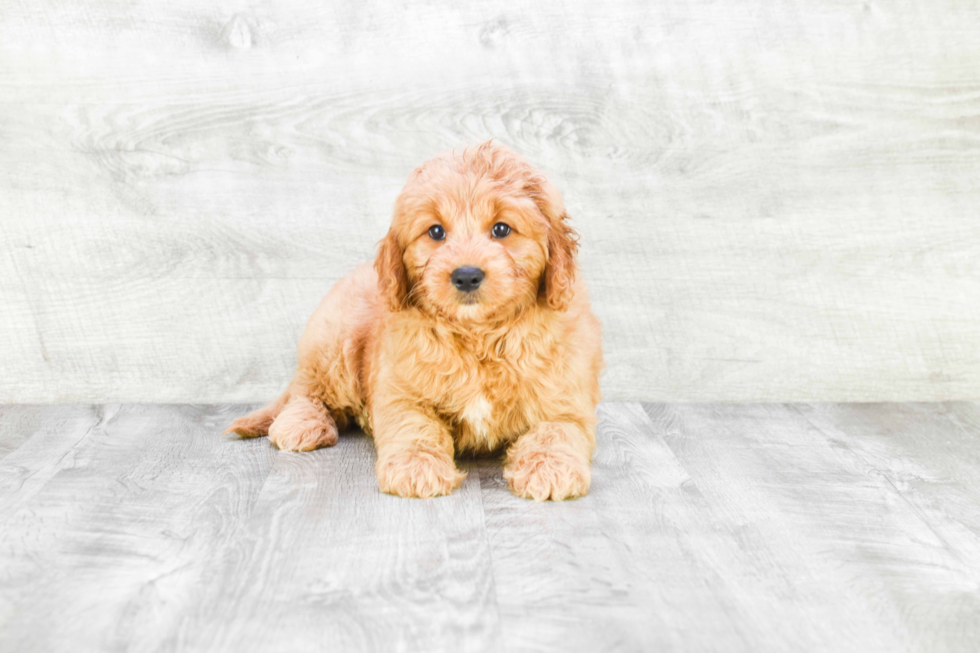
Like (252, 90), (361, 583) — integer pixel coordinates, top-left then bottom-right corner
(226, 142), (603, 500)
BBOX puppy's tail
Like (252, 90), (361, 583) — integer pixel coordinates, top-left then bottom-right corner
(224, 391), (289, 438)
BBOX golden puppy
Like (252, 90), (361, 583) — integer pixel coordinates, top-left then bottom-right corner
(226, 142), (603, 500)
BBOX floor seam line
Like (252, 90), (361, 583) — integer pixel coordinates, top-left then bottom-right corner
(475, 461), (506, 652)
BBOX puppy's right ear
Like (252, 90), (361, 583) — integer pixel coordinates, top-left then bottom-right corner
(375, 229), (408, 311)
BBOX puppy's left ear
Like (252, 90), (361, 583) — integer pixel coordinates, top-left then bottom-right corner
(533, 178), (580, 311)
(375, 229), (409, 311)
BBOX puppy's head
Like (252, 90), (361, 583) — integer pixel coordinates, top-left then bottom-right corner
(376, 142), (578, 322)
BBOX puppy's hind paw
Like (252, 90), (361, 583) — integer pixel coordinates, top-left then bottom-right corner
(268, 397), (339, 452)
(224, 414), (269, 439)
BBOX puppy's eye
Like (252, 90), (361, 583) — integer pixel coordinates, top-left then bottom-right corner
(491, 222), (511, 238)
(428, 225), (445, 241)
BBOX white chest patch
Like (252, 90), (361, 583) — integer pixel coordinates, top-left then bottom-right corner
(461, 395), (493, 438)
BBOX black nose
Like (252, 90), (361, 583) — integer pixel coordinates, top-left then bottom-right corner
(451, 266), (485, 292)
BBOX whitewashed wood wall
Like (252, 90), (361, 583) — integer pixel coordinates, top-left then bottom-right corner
(1, 0), (978, 403)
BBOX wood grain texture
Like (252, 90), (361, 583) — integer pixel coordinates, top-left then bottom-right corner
(0, 404), (279, 653)
(641, 402), (980, 651)
(477, 402), (980, 652)
(0, 404), (499, 653)
(1, 1), (979, 402)
(3, 402), (980, 651)
(172, 432), (500, 653)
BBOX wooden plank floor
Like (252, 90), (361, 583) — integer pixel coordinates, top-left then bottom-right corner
(1, 403), (978, 652)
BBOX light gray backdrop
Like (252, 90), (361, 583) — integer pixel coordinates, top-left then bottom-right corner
(2, 0), (978, 403)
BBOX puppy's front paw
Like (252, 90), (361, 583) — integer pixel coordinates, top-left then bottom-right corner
(504, 447), (591, 501)
(376, 447), (466, 498)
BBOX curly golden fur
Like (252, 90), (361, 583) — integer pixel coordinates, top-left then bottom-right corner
(226, 142), (603, 500)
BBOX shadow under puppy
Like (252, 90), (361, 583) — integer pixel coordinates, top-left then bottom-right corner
(226, 142), (603, 500)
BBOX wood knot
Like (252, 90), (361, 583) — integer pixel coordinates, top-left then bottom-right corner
(223, 14), (253, 49)
(479, 17), (509, 49)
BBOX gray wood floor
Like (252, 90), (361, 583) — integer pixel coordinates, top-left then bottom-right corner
(1, 403), (978, 652)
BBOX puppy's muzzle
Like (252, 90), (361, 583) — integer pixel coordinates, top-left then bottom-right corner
(451, 266), (485, 293)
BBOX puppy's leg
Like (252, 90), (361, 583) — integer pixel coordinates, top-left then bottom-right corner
(504, 421), (594, 501)
(267, 394), (339, 452)
(373, 406), (465, 498)
(224, 392), (289, 438)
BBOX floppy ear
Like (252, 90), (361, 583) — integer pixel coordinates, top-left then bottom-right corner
(533, 178), (580, 311)
(375, 229), (408, 311)
(544, 214), (580, 311)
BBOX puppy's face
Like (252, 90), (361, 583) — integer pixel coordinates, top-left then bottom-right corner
(376, 143), (579, 322)
(400, 176), (549, 322)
